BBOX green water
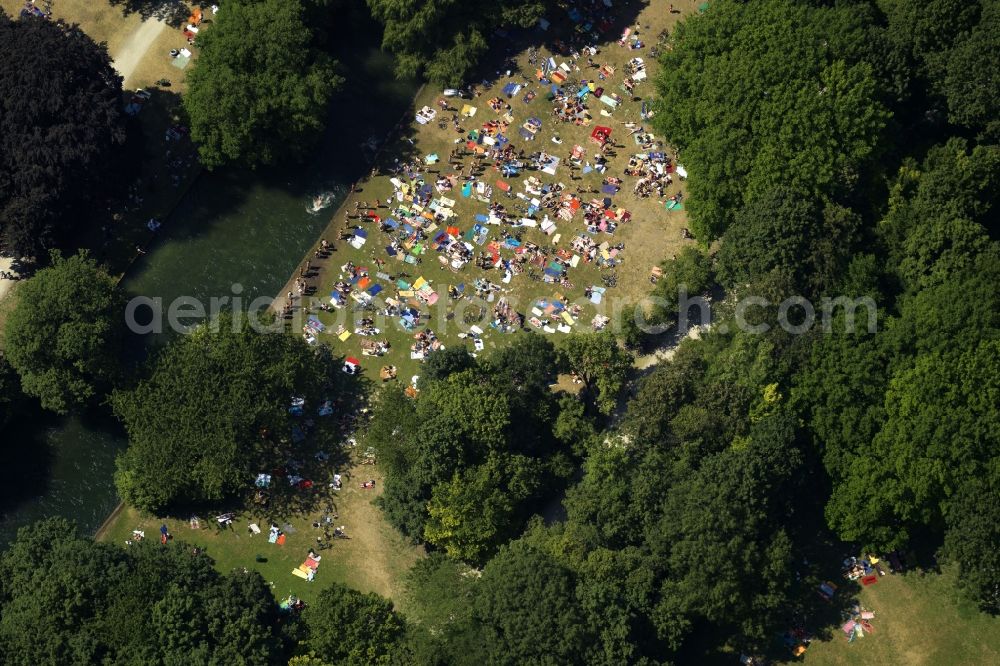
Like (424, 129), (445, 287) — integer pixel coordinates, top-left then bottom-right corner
(0, 414), (126, 544)
(0, 47), (418, 547)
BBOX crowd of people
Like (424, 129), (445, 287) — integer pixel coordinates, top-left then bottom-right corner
(273, 0), (691, 380)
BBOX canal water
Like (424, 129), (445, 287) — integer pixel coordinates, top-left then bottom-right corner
(0, 47), (418, 547)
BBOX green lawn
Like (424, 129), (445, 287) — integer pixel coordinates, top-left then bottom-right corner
(797, 568), (1000, 666)
(98, 462), (424, 606)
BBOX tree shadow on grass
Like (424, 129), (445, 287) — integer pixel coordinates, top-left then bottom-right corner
(108, 0), (191, 28)
(157, 354), (373, 536)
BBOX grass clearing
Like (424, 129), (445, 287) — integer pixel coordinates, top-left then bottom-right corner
(2, 0), (195, 87)
(275, 0), (697, 385)
(1, 0), (135, 51)
(98, 460), (425, 605)
(798, 568), (1000, 666)
(125, 20), (191, 90)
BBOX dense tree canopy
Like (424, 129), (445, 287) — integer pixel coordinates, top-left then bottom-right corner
(367, 0), (551, 84)
(112, 315), (336, 511)
(537, 321), (811, 658)
(936, 1), (1000, 139)
(826, 339), (1000, 548)
(882, 0), (1000, 139)
(3, 252), (125, 414)
(399, 554), (486, 663)
(367, 336), (579, 562)
(715, 187), (860, 296)
(794, 139), (1000, 607)
(498, 404), (809, 660)
(941, 466), (1000, 614)
(184, 0), (339, 168)
(655, 0), (891, 239)
(0, 13), (126, 256)
(647, 415), (805, 642)
(301, 583), (406, 665)
(0, 519), (282, 664)
(556, 331), (632, 416)
(475, 541), (593, 665)
(644, 246), (714, 333)
(421, 346), (475, 381)
(0, 353), (20, 431)
(424, 451), (543, 563)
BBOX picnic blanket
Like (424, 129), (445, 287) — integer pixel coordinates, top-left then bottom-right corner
(502, 82), (522, 97)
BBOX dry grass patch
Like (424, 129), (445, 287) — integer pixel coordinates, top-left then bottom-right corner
(124, 17), (196, 90)
(0, 0), (138, 51)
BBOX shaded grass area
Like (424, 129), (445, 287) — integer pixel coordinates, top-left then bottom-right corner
(0, 0), (199, 88)
(0, 0), (139, 52)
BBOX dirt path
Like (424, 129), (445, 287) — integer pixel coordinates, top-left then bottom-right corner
(112, 17), (168, 84)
